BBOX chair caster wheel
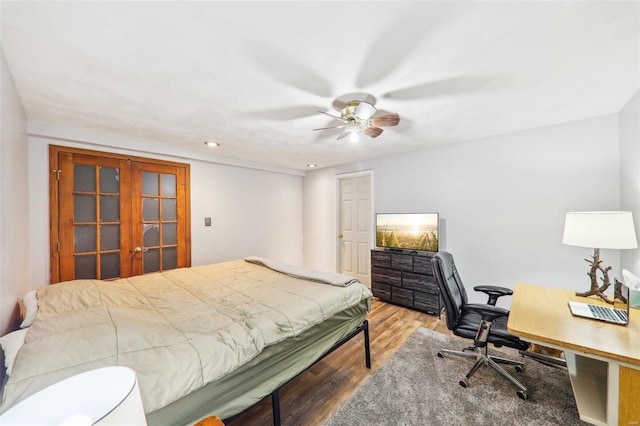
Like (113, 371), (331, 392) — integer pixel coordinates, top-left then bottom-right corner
(459, 378), (468, 388)
(517, 390), (527, 400)
(515, 365), (524, 372)
(437, 351), (444, 358)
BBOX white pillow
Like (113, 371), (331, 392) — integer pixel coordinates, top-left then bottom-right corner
(0, 328), (28, 376)
(20, 290), (38, 328)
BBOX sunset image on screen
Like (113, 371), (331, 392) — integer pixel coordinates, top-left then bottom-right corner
(376, 213), (438, 252)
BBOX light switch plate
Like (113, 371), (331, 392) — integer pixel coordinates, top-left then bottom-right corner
(204, 217), (211, 227)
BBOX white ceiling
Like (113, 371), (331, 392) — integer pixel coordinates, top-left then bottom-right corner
(1, 1), (638, 171)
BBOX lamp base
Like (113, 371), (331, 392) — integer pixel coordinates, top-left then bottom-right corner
(575, 289), (613, 304)
(575, 248), (614, 305)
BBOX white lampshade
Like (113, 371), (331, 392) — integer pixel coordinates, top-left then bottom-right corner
(0, 367), (146, 425)
(563, 211), (638, 249)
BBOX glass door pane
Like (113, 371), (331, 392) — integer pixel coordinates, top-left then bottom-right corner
(66, 161), (124, 281)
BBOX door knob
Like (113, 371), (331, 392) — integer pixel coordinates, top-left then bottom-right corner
(134, 247), (148, 253)
(338, 234), (343, 238)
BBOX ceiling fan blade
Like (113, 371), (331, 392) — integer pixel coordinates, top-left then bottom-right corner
(250, 105), (325, 120)
(371, 113), (400, 127)
(313, 125), (348, 131)
(244, 40), (332, 98)
(319, 111), (343, 120)
(337, 129), (352, 140)
(363, 127), (384, 138)
(382, 76), (490, 101)
(332, 99), (347, 111)
(355, 101), (377, 120)
(354, 12), (439, 88)
(334, 92), (377, 108)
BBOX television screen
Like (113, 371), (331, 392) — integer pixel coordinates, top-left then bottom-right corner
(376, 213), (439, 252)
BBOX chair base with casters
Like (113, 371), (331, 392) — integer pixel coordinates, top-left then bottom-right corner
(437, 320), (529, 399)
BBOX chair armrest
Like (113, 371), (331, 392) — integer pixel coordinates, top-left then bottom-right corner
(474, 285), (513, 305)
(464, 303), (510, 322)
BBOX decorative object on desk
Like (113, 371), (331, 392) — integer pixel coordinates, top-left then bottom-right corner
(622, 268), (640, 290)
(622, 269), (640, 309)
(562, 211), (638, 304)
(326, 327), (586, 426)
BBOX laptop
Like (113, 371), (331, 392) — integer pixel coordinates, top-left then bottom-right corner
(568, 280), (630, 325)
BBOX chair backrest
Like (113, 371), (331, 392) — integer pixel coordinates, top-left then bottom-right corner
(431, 251), (469, 331)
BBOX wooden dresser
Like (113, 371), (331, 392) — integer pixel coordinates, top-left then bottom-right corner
(370, 249), (441, 316)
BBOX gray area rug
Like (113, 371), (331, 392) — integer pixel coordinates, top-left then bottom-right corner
(326, 327), (588, 426)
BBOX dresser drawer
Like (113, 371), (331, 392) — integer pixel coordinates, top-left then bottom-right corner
(413, 255), (434, 275)
(414, 291), (440, 313)
(391, 254), (413, 271)
(402, 272), (438, 293)
(391, 287), (413, 307)
(371, 251), (391, 268)
(372, 266), (401, 286)
(372, 281), (391, 300)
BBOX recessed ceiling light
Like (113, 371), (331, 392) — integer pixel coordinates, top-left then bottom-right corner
(204, 141), (220, 147)
(307, 163), (317, 168)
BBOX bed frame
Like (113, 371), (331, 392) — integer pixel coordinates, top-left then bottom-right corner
(264, 319), (371, 426)
(5, 312), (371, 426)
(5, 261), (373, 426)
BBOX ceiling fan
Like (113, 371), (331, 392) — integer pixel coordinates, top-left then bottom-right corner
(313, 98), (400, 140)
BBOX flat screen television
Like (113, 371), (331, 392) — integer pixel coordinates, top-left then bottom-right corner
(376, 213), (439, 252)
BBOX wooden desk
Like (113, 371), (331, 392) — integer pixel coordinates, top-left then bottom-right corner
(508, 283), (640, 426)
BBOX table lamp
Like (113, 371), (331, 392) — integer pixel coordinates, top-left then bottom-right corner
(0, 366), (146, 425)
(562, 211), (638, 303)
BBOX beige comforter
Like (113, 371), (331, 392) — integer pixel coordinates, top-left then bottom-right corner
(1, 260), (372, 414)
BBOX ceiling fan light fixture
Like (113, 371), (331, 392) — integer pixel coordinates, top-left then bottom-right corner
(313, 94), (400, 140)
(354, 101), (376, 120)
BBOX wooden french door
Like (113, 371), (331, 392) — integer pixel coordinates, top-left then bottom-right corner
(131, 162), (188, 276)
(50, 146), (191, 283)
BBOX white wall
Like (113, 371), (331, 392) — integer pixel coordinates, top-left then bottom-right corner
(0, 50), (30, 336)
(27, 130), (304, 290)
(189, 160), (303, 266)
(619, 92), (640, 275)
(304, 115), (621, 307)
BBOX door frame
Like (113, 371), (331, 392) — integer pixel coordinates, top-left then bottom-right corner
(335, 170), (374, 279)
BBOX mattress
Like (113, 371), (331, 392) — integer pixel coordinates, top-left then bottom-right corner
(0, 259), (373, 420)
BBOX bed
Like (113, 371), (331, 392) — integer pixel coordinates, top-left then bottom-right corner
(0, 258), (373, 425)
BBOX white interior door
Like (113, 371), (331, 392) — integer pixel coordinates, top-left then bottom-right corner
(338, 173), (372, 287)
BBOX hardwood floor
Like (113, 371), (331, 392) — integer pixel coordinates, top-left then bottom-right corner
(225, 298), (449, 426)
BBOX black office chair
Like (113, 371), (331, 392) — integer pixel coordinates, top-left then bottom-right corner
(431, 251), (564, 400)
